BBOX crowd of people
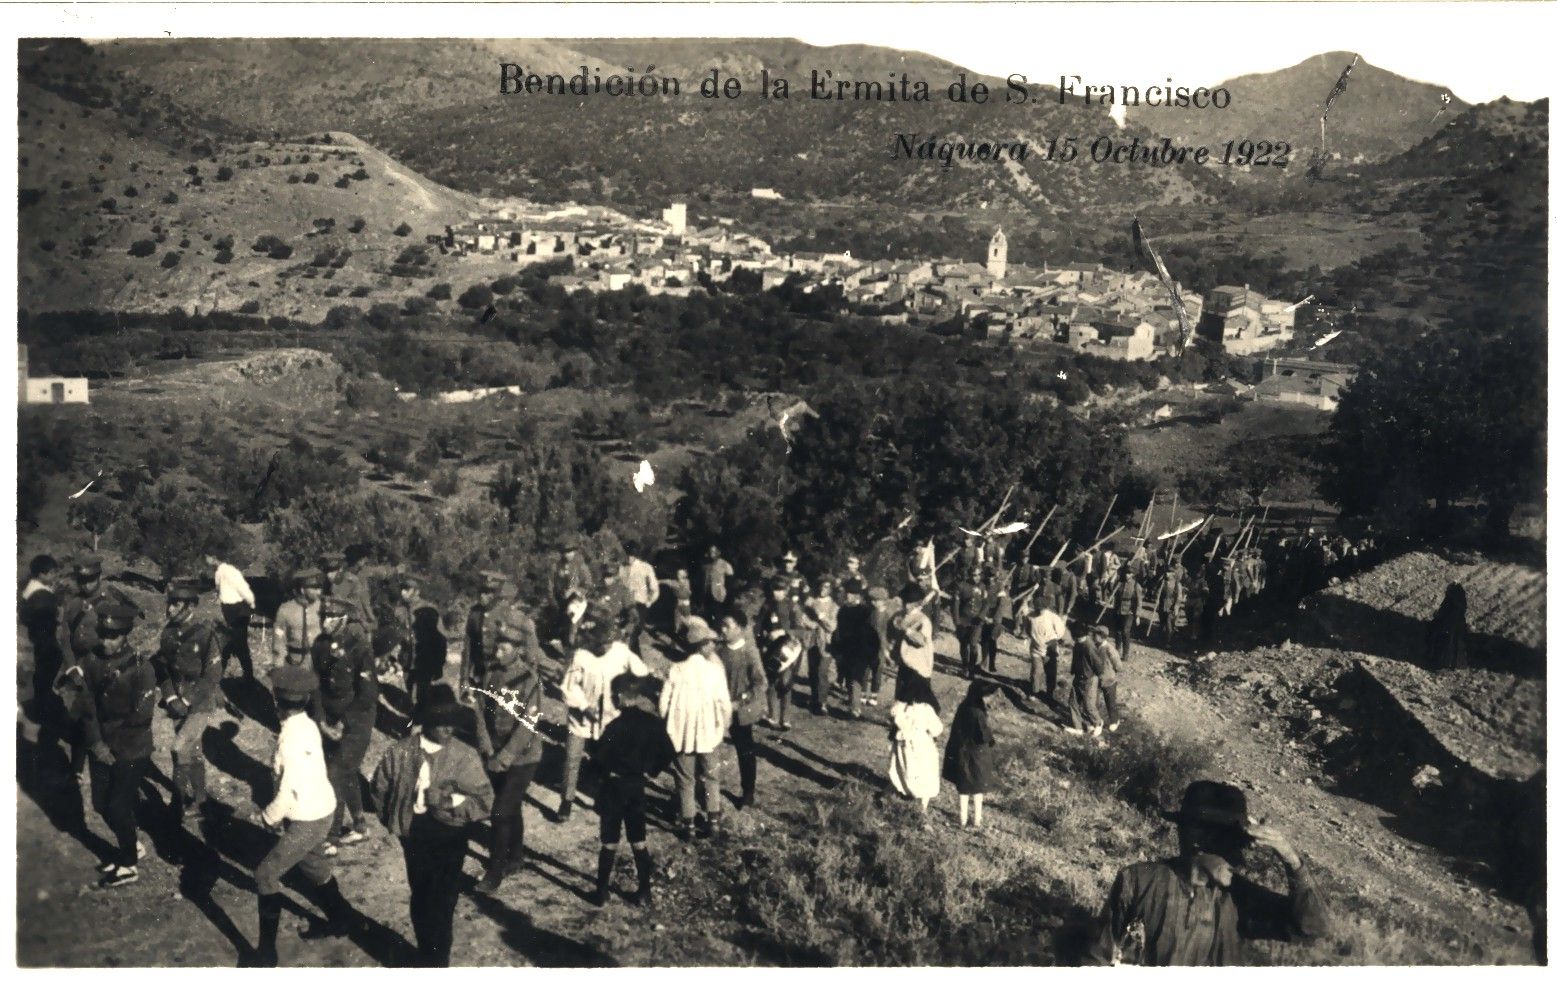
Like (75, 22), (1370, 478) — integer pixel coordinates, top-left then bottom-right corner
(16, 513), (1365, 966)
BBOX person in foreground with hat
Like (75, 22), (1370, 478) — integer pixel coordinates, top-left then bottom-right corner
(154, 579), (225, 820)
(591, 672), (676, 906)
(471, 606), (544, 893)
(370, 696), (493, 967)
(78, 602), (159, 889)
(254, 662), (360, 966)
(310, 595), (378, 850)
(559, 608), (652, 823)
(1086, 779), (1330, 965)
(659, 617), (732, 840)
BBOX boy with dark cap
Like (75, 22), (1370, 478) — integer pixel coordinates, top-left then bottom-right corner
(459, 570), (504, 699)
(155, 579), (224, 819)
(79, 602), (158, 889)
(472, 605), (545, 892)
(254, 662), (360, 966)
(591, 673), (675, 906)
(834, 579), (881, 720)
(1086, 780), (1330, 965)
(371, 698), (493, 967)
(311, 596), (378, 850)
(716, 608), (765, 808)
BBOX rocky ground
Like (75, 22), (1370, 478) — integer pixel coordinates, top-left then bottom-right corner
(14, 580), (1541, 966)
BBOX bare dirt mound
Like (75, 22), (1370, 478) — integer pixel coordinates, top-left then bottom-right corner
(1311, 550), (1546, 674)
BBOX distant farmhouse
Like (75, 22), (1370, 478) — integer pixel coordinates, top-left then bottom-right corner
(18, 345), (88, 405)
(1252, 357), (1357, 411)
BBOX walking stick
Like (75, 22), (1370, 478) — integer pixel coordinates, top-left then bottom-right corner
(1092, 493), (1118, 545)
(1021, 503), (1058, 558)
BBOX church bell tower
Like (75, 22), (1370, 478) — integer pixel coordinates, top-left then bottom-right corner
(987, 226), (1008, 282)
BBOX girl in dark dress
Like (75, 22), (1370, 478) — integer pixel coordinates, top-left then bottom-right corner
(943, 679), (1001, 829)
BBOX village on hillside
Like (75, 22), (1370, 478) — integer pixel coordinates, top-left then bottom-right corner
(436, 196), (1354, 410)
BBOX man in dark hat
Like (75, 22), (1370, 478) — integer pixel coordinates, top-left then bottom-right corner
(595, 560), (635, 632)
(323, 550), (376, 635)
(371, 698), (493, 967)
(472, 607), (545, 892)
(154, 579), (224, 819)
(57, 556), (134, 776)
(834, 578), (880, 720)
(551, 541), (592, 647)
(254, 662), (359, 966)
(1086, 780), (1329, 965)
(311, 596), (378, 850)
(459, 570), (505, 700)
(273, 569), (324, 671)
(394, 573), (445, 717)
(591, 673), (675, 906)
(79, 603), (158, 889)
(756, 578), (802, 730)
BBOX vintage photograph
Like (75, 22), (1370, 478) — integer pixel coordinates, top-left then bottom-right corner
(9, 1), (1549, 969)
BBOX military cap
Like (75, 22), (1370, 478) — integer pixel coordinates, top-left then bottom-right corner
(398, 572), (422, 590)
(269, 663), (319, 701)
(96, 603), (138, 635)
(682, 616), (718, 647)
(766, 577), (789, 592)
(557, 539), (579, 554)
(1165, 780), (1251, 832)
(321, 551), (346, 571)
(479, 570), (506, 591)
(867, 585), (890, 602)
(492, 603), (533, 644)
(167, 580), (202, 604)
(294, 567), (324, 588)
(74, 556), (104, 580)
(842, 577), (867, 597)
(321, 596), (355, 619)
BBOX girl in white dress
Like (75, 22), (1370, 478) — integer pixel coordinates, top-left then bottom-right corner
(888, 669), (943, 815)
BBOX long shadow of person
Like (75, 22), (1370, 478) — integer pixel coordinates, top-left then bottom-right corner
(750, 739), (844, 791)
(515, 847), (596, 904)
(222, 675), (278, 734)
(13, 729), (116, 861)
(775, 734), (884, 790)
(466, 892), (618, 967)
(204, 719), (272, 809)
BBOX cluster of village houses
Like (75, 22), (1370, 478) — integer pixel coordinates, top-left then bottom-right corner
(427, 197), (1353, 411)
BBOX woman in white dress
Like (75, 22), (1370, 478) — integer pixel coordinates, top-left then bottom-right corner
(888, 669), (943, 815)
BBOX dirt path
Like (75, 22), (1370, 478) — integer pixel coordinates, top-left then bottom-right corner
(13, 616), (1536, 966)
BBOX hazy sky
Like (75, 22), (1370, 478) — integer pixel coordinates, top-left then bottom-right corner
(20, 1), (1557, 103)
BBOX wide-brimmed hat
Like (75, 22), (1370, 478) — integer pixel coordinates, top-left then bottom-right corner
(1164, 780), (1251, 831)
(321, 551), (346, 571)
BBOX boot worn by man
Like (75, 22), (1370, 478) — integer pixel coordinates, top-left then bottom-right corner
(254, 892), (284, 967)
(591, 848), (617, 907)
(629, 845), (654, 906)
(298, 877), (357, 940)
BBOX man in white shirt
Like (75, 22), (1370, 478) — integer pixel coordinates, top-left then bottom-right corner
(621, 550), (659, 653)
(1025, 604), (1075, 701)
(208, 552), (257, 680)
(253, 664), (358, 966)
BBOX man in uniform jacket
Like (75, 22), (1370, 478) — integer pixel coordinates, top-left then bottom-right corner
(459, 570), (504, 700)
(591, 674), (676, 906)
(1113, 568), (1145, 662)
(620, 550), (660, 654)
(472, 609), (545, 893)
(716, 609), (767, 808)
(310, 596), (379, 848)
(323, 551), (376, 634)
(80, 603), (159, 889)
(393, 574), (445, 717)
(756, 579), (803, 730)
(953, 570), (994, 678)
(154, 579), (224, 818)
(371, 699), (494, 967)
(273, 569), (324, 672)
(57, 557), (136, 776)
(1086, 780), (1329, 965)
(551, 542), (593, 648)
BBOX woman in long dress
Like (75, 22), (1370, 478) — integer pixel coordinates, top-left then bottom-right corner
(888, 669), (943, 815)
